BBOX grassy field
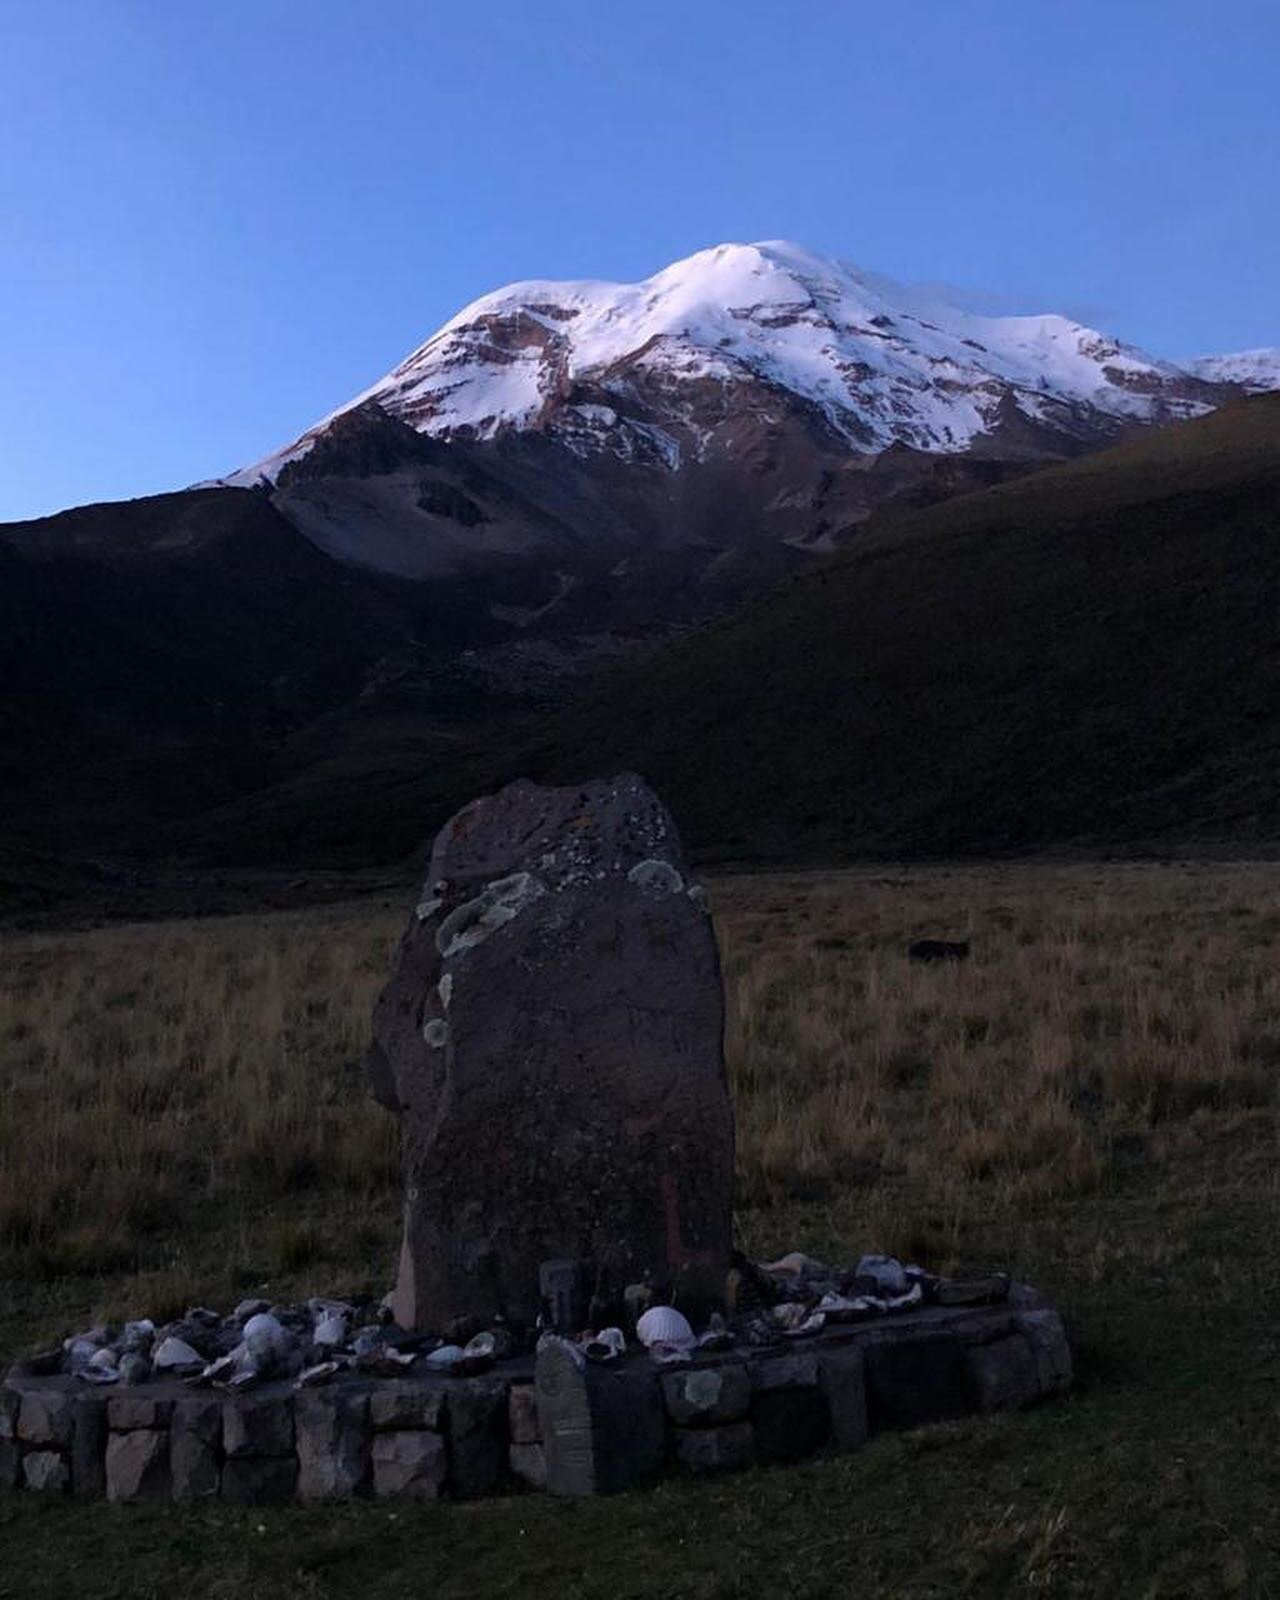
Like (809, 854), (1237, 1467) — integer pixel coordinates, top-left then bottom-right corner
(2, 862), (1279, 1597)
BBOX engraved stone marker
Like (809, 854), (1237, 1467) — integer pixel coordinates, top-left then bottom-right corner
(367, 774), (735, 1332)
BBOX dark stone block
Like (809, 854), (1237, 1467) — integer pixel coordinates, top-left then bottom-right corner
(71, 1395), (108, 1497)
(751, 1386), (830, 1463)
(1016, 1310), (1073, 1394)
(106, 1429), (171, 1504)
(818, 1346), (869, 1452)
(674, 1421), (755, 1474)
(750, 1353), (820, 1392)
(509, 1442), (546, 1490)
(223, 1392), (295, 1459)
(0, 1385), (18, 1441)
(371, 1430), (446, 1501)
(585, 1363), (667, 1494)
(968, 1334), (1041, 1413)
(108, 1393), (174, 1432)
(864, 1335), (975, 1430)
(221, 1455), (298, 1505)
(23, 1450), (69, 1494)
(537, 1341), (666, 1497)
(447, 1378), (508, 1500)
(0, 1438), (20, 1491)
(171, 1397), (223, 1503)
(369, 1380), (445, 1432)
(296, 1388), (370, 1500)
(662, 1362), (751, 1425)
(18, 1385), (75, 1448)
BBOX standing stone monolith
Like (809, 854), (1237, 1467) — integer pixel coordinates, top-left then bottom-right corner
(366, 774), (734, 1333)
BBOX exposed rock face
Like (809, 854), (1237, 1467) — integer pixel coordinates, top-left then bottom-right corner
(367, 774), (734, 1332)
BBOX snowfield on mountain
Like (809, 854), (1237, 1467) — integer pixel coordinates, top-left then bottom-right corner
(223, 241), (1279, 488)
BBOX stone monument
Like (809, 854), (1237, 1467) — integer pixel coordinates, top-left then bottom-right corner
(366, 774), (735, 1333)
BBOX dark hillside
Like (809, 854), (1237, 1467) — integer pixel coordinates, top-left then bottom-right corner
(521, 394), (1280, 860)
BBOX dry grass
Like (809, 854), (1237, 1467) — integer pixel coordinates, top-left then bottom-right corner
(1, 862), (1277, 1316)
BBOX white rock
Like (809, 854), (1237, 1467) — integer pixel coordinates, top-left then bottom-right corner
(152, 1337), (204, 1371)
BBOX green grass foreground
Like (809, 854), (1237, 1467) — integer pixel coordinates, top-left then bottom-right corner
(2, 864), (1279, 1597)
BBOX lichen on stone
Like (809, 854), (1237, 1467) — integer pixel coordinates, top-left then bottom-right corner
(436, 872), (547, 959)
(627, 859), (684, 895)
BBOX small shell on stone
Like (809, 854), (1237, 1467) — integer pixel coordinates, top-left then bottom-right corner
(583, 1326), (626, 1362)
(635, 1306), (694, 1349)
(152, 1336), (205, 1372)
(77, 1366), (119, 1386)
(697, 1313), (734, 1352)
(422, 1344), (467, 1372)
(782, 1312), (826, 1339)
(815, 1292), (880, 1322)
(646, 1340), (693, 1367)
(195, 1353), (239, 1387)
(464, 1329), (513, 1362)
(296, 1361), (342, 1388)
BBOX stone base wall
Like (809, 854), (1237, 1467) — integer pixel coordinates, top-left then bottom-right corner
(1, 1299), (1070, 1505)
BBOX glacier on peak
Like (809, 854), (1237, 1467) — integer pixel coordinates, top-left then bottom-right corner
(220, 240), (1272, 488)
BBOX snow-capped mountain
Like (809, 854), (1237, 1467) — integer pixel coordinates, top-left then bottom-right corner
(1187, 349), (1280, 393)
(225, 241), (1251, 490)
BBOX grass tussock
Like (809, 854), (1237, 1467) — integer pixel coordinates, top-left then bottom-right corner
(0, 862), (1277, 1303)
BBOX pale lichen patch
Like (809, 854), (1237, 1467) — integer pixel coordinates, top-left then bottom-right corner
(436, 872), (547, 959)
(627, 859), (684, 895)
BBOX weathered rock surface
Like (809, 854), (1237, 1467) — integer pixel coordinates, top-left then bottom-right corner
(106, 1429), (171, 1504)
(674, 1421), (755, 1474)
(296, 1388), (371, 1500)
(18, 1385), (74, 1448)
(662, 1362), (751, 1426)
(367, 774), (734, 1331)
(370, 1430), (447, 1501)
(223, 1392), (294, 1459)
(22, 1450), (69, 1494)
(171, 1396), (222, 1502)
(968, 1334), (1042, 1413)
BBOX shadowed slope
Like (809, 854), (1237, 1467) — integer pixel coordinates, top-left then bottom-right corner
(521, 393), (1280, 860)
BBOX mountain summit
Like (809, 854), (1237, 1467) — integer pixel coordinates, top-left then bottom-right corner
(225, 240), (1269, 490)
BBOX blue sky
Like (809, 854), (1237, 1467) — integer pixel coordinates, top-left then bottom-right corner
(2, 0), (1277, 520)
